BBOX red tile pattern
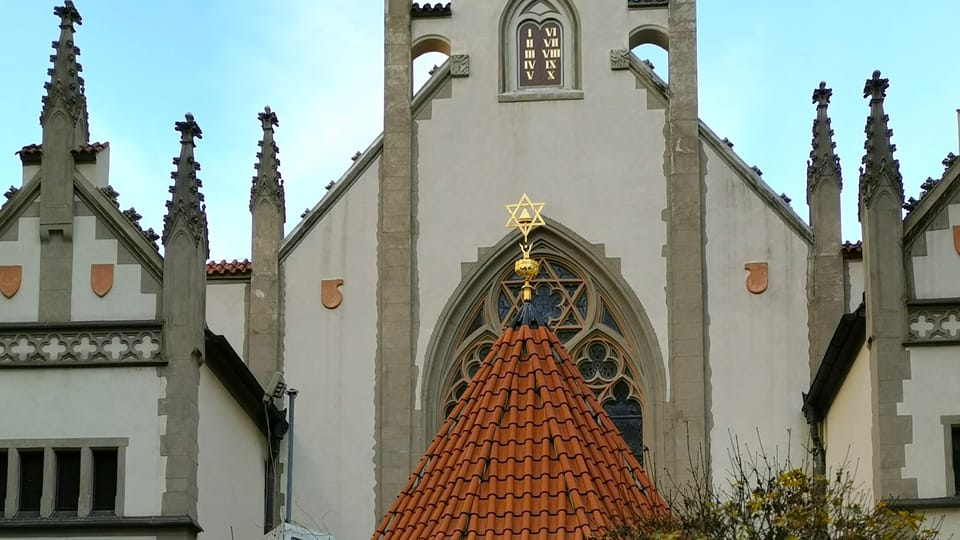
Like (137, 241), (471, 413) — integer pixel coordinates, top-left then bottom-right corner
(373, 322), (666, 539)
(842, 240), (863, 259)
(17, 141), (109, 164)
(206, 259), (252, 276)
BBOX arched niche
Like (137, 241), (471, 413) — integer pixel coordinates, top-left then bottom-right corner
(421, 218), (666, 464)
(499, 0), (581, 95)
(630, 25), (670, 82)
(412, 35), (451, 94)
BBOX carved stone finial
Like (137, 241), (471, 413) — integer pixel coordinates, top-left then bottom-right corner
(807, 82), (842, 199)
(164, 113), (206, 246)
(859, 70), (903, 212)
(41, 0), (88, 140)
(812, 81), (831, 107)
(258, 105), (279, 130)
(250, 107), (285, 222)
(863, 70), (889, 101)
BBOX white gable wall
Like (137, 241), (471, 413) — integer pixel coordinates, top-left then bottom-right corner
(206, 281), (249, 361)
(197, 365), (266, 540)
(824, 343), (874, 499)
(282, 162), (380, 539)
(702, 143), (810, 475)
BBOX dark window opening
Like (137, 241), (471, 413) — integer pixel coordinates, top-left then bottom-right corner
(18, 450), (44, 513)
(952, 426), (960, 496)
(0, 450), (7, 515)
(55, 449), (81, 512)
(604, 381), (644, 464)
(91, 449), (118, 512)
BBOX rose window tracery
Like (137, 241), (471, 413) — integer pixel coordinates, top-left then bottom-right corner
(442, 255), (647, 462)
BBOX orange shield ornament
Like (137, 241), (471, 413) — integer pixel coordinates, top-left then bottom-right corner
(744, 262), (768, 295)
(953, 226), (960, 256)
(321, 279), (344, 309)
(0, 265), (22, 299)
(91, 264), (114, 298)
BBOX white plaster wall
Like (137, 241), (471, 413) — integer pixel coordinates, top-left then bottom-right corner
(282, 164), (379, 540)
(414, 1), (670, 413)
(0, 367), (165, 516)
(71, 215), (157, 321)
(933, 508), (960, 537)
(703, 143), (810, 476)
(912, 203), (960, 299)
(206, 282), (248, 362)
(197, 366), (266, 540)
(845, 259), (864, 312)
(0, 216), (41, 322)
(901, 346), (960, 498)
(824, 344), (873, 498)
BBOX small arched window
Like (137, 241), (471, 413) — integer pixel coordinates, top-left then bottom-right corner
(501, 0), (581, 100)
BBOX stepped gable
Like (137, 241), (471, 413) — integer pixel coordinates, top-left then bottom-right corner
(372, 303), (666, 539)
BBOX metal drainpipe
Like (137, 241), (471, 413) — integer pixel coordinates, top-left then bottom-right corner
(285, 388), (298, 523)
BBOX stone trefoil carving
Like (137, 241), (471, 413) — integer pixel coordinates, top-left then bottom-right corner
(0, 326), (163, 366)
(610, 49), (630, 70)
(450, 55), (470, 77)
(908, 306), (960, 343)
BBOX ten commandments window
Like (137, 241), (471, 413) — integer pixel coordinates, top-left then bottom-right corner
(518, 20), (562, 87)
(501, 0), (580, 97)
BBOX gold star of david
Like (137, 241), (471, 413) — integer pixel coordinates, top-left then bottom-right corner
(505, 193), (545, 242)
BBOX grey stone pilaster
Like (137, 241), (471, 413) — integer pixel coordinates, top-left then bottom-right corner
(375, 0), (418, 522)
(37, 2), (88, 322)
(159, 114), (208, 521)
(859, 71), (915, 499)
(78, 446), (93, 517)
(248, 107), (285, 389)
(807, 83), (845, 377)
(39, 447), (55, 517)
(3, 451), (15, 518)
(663, 0), (708, 486)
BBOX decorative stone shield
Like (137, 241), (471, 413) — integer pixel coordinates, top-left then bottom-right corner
(321, 279), (344, 309)
(90, 264), (114, 298)
(0, 265), (22, 299)
(954, 226), (960, 256)
(744, 262), (768, 295)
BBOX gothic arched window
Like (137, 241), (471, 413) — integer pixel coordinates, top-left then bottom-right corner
(441, 255), (647, 462)
(500, 0), (581, 100)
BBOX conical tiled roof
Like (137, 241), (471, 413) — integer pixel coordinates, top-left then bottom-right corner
(373, 304), (666, 539)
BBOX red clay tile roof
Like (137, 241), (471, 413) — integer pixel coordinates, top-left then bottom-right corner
(373, 311), (666, 539)
(17, 141), (109, 165)
(842, 241), (863, 260)
(206, 259), (252, 276)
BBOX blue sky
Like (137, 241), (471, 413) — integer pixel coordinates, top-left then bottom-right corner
(1, 1), (957, 260)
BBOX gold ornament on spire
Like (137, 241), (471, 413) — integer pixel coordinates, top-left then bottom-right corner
(505, 193), (546, 302)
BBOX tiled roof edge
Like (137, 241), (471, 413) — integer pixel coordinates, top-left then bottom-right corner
(17, 141), (109, 165)
(206, 259), (252, 277)
(700, 122), (814, 245)
(411, 2), (451, 17)
(903, 155), (960, 247)
(280, 61), (453, 260)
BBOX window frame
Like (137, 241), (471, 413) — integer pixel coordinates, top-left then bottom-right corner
(0, 438), (126, 519)
(500, 0), (582, 101)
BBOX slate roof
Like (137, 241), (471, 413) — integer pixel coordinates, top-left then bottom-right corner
(372, 305), (666, 539)
(206, 259), (252, 277)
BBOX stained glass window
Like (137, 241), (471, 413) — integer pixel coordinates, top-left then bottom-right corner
(442, 255), (647, 462)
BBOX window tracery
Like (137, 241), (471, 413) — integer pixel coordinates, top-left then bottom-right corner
(441, 255), (647, 461)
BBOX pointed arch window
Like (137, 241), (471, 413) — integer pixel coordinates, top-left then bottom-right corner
(442, 255), (647, 462)
(500, 0), (582, 100)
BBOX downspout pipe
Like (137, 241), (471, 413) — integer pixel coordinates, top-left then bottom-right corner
(285, 388), (298, 523)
